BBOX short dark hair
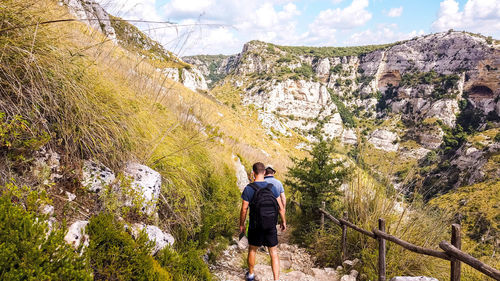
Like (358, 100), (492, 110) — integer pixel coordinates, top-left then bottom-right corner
(252, 162), (266, 175)
(265, 168), (275, 175)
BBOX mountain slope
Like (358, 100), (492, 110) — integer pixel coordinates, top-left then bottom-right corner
(188, 33), (500, 196)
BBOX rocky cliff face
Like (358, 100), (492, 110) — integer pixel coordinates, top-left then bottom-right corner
(62, 0), (208, 92)
(188, 32), (500, 196)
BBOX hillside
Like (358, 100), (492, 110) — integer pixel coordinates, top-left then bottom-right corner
(1, 0), (499, 280)
(188, 33), (500, 196)
(0, 0), (307, 280)
(187, 33), (500, 278)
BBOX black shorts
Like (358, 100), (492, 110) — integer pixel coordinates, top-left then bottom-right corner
(248, 227), (278, 247)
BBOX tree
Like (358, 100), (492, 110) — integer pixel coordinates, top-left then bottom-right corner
(285, 137), (350, 239)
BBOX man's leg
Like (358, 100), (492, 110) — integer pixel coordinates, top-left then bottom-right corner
(248, 245), (258, 275)
(268, 246), (280, 280)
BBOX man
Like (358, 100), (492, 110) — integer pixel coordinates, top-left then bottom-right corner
(264, 164), (286, 211)
(240, 162), (286, 281)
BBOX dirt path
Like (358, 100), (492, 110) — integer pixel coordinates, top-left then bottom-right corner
(211, 228), (351, 281)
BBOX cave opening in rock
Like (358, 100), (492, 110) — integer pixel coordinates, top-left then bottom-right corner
(468, 85), (494, 98)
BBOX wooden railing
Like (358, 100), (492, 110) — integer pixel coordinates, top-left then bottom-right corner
(318, 205), (500, 281)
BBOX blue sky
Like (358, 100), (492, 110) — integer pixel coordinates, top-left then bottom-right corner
(100, 0), (500, 55)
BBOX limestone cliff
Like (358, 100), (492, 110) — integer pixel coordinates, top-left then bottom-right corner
(188, 32), (500, 196)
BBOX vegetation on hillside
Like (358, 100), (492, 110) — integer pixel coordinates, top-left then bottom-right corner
(0, 0), (290, 279)
(0, 186), (91, 280)
(267, 41), (394, 58)
(183, 54), (229, 87)
(110, 15), (190, 69)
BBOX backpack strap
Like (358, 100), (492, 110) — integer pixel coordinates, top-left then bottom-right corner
(248, 182), (259, 191)
(265, 183), (274, 190)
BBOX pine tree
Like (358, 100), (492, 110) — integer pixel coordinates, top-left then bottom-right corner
(285, 137), (350, 237)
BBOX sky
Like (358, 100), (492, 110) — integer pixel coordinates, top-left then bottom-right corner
(97, 0), (500, 56)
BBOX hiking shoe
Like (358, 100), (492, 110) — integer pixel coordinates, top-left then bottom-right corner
(245, 272), (255, 281)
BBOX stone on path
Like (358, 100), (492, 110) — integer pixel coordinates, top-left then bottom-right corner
(390, 277), (439, 281)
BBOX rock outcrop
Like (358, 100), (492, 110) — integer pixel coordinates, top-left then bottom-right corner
(61, 0), (116, 41)
(123, 162), (162, 215)
(390, 277), (438, 281)
(368, 129), (399, 152)
(64, 220), (89, 248)
(131, 224), (175, 254)
(188, 32), (499, 194)
(232, 155), (249, 192)
(82, 160), (115, 193)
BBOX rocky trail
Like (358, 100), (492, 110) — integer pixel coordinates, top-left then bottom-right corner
(211, 229), (360, 281)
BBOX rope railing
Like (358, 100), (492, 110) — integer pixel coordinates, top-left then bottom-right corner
(318, 203), (500, 281)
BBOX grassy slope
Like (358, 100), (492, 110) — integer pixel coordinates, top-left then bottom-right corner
(0, 0), (303, 278)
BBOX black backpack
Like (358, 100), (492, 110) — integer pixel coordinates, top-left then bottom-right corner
(249, 183), (279, 230)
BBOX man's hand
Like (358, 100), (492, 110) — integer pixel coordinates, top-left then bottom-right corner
(239, 224), (246, 234)
(280, 221), (287, 232)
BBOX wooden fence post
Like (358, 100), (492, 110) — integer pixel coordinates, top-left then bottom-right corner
(342, 211), (348, 261)
(451, 224), (461, 281)
(378, 218), (386, 281)
(321, 201), (325, 231)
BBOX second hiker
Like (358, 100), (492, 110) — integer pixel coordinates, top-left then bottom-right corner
(239, 162), (286, 281)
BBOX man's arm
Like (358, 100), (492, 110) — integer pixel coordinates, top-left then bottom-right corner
(276, 196), (287, 231)
(239, 200), (249, 233)
(280, 192), (286, 211)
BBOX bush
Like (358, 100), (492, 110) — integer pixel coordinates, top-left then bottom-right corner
(0, 189), (91, 281)
(156, 243), (213, 281)
(495, 132), (500, 142)
(293, 64), (315, 79)
(87, 213), (170, 281)
(329, 90), (355, 128)
(330, 64), (342, 74)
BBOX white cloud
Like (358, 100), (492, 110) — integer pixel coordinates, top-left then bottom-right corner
(311, 0), (372, 31)
(346, 24), (424, 45)
(432, 0), (500, 37)
(97, 0), (162, 21)
(387, 6), (403, 17)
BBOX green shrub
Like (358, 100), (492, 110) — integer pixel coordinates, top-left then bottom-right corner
(494, 132), (500, 142)
(87, 213), (170, 281)
(197, 166), (240, 245)
(329, 90), (355, 128)
(0, 112), (50, 164)
(294, 64), (315, 79)
(156, 243), (212, 281)
(273, 43), (392, 58)
(0, 189), (91, 281)
(277, 55), (293, 63)
(330, 64), (342, 74)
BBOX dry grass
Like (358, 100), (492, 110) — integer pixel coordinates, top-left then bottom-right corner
(0, 0), (305, 238)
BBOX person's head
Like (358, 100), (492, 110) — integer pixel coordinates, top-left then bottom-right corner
(252, 162), (266, 176)
(265, 164), (276, 176)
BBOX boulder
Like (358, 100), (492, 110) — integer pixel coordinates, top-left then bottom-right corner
(33, 148), (62, 184)
(61, 0), (116, 42)
(40, 204), (54, 216)
(342, 129), (358, 145)
(181, 68), (208, 91)
(369, 129), (399, 152)
(123, 162), (162, 215)
(81, 160), (115, 193)
(390, 277), (439, 281)
(131, 224), (175, 254)
(232, 155), (249, 192)
(64, 220), (89, 248)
